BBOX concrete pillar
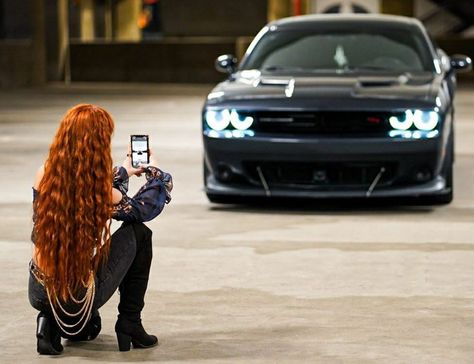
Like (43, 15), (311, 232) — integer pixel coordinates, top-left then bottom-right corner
(268, 0), (291, 22)
(79, 0), (95, 41)
(31, 0), (46, 85)
(57, 0), (70, 82)
(381, 0), (414, 17)
(0, 0), (5, 39)
(115, 0), (141, 41)
(104, 0), (113, 41)
(301, 0), (310, 14)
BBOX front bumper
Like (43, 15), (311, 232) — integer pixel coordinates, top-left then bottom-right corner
(203, 135), (450, 199)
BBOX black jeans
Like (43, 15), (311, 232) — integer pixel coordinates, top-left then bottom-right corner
(28, 222), (153, 323)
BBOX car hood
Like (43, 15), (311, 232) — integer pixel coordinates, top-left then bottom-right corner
(206, 71), (444, 111)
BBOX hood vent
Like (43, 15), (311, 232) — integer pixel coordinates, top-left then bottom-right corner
(257, 78), (291, 87)
(358, 79), (399, 87)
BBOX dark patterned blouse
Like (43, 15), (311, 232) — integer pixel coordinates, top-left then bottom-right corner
(111, 165), (173, 222)
(32, 166), (172, 224)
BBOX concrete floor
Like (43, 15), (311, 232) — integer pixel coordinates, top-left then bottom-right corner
(0, 83), (473, 363)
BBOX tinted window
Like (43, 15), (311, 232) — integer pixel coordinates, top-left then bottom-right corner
(242, 25), (434, 73)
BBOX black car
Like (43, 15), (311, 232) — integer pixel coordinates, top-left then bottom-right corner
(202, 14), (471, 204)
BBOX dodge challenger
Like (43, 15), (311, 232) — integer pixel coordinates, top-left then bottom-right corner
(202, 14), (471, 204)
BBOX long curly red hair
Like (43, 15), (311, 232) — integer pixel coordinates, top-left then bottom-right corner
(34, 104), (114, 302)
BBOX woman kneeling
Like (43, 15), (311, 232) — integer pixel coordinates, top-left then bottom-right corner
(28, 104), (172, 354)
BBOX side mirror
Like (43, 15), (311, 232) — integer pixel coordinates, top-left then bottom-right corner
(215, 54), (237, 74)
(450, 54), (472, 73)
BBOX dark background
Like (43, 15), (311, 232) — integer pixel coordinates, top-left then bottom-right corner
(0, 0), (473, 87)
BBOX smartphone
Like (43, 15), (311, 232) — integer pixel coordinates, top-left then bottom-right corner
(130, 135), (149, 168)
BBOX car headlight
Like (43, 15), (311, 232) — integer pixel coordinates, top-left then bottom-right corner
(389, 110), (439, 131)
(413, 110), (439, 131)
(230, 110), (254, 130)
(389, 110), (414, 131)
(205, 109), (254, 131)
(205, 109), (231, 131)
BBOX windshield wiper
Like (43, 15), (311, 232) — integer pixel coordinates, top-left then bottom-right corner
(262, 65), (306, 72)
(262, 65), (406, 74)
(344, 65), (397, 72)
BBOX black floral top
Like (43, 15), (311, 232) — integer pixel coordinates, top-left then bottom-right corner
(111, 165), (173, 222)
(32, 166), (172, 224)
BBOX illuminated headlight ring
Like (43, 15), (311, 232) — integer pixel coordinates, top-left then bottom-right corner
(205, 109), (231, 131)
(230, 110), (254, 130)
(205, 109), (254, 131)
(389, 110), (439, 131)
(413, 110), (439, 131)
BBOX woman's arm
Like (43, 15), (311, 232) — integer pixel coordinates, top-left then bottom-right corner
(112, 165), (130, 205)
(111, 151), (172, 223)
(112, 188), (123, 204)
(111, 166), (172, 223)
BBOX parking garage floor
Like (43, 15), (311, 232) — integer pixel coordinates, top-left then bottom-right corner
(0, 83), (473, 363)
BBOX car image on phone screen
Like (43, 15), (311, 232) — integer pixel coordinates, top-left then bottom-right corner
(131, 135), (149, 168)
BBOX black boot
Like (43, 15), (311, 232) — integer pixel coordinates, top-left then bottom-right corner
(115, 222), (158, 352)
(115, 317), (158, 351)
(36, 312), (63, 355)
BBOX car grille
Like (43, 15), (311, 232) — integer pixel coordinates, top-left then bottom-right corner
(243, 161), (397, 189)
(253, 111), (392, 135)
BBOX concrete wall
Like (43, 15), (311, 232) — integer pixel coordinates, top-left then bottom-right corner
(1, 0), (32, 39)
(70, 38), (237, 83)
(160, 0), (267, 37)
(437, 38), (474, 81)
(68, 36), (474, 84)
(0, 41), (33, 88)
(0, 0), (35, 87)
(437, 38), (474, 59)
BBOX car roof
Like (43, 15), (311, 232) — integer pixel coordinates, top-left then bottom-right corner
(269, 14), (423, 30)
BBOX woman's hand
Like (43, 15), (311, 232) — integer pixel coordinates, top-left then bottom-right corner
(122, 154), (144, 177)
(122, 145), (145, 177)
(135, 148), (158, 170)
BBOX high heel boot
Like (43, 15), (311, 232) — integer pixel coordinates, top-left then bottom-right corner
(36, 312), (63, 355)
(115, 222), (158, 351)
(115, 317), (158, 351)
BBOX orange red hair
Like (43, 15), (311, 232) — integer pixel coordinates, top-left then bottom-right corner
(34, 104), (114, 302)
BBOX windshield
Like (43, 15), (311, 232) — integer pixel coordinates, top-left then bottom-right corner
(241, 26), (435, 73)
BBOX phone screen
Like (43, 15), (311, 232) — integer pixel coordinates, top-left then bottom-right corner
(131, 135), (149, 168)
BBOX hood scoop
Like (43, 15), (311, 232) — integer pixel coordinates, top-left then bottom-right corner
(357, 74), (427, 88)
(358, 78), (400, 88)
(256, 78), (295, 98)
(359, 80), (398, 87)
(257, 78), (291, 87)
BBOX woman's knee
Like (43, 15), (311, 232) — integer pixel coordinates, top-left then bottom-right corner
(129, 223), (152, 259)
(28, 273), (49, 312)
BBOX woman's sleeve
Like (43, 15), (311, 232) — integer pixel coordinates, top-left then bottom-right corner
(112, 165), (129, 195)
(112, 166), (172, 223)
